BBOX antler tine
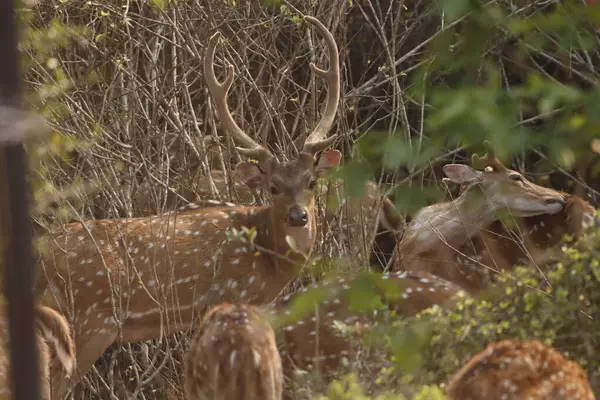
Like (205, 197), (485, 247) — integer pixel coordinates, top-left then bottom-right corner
(471, 140), (507, 172)
(301, 16), (341, 155)
(204, 32), (273, 165)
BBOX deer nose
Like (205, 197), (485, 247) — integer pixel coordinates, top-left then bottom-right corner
(287, 205), (308, 227)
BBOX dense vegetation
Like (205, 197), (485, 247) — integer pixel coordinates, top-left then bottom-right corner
(16, 0), (600, 398)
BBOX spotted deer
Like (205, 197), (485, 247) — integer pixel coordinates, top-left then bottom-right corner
(133, 135), (384, 266)
(448, 191), (595, 282)
(446, 339), (595, 400)
(35, 16), (342, 397)
(185, 303), (282, 400)
(0, 305), (75, 400)
(269, 270), (465, 378)
(379, 144), (568, 293)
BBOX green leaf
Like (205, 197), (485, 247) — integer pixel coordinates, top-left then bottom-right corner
(392, 185), (443, 217)
(440, 0), (473, 23)
(332, 161), (374, 199)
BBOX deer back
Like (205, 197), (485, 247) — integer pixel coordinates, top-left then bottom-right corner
(0, 305), (74, 400)
(133, 169), (259, 216)
(447, 339), (595, 400)
(271, 271), (465, 377)
(185, 303), (282, 400)
(36, 201), (324, 343)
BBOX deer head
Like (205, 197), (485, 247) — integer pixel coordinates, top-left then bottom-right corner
(185, 303), (282, 400)
(443, 142), (565, 218)
(204, 16), (342, 253)
(447, 340), (595, 400)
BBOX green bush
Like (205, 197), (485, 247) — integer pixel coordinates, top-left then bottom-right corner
(315, 373), (447, 400)
(408, 222), (600, 389)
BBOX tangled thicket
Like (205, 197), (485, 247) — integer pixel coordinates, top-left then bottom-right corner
(17, 0), (600, 398)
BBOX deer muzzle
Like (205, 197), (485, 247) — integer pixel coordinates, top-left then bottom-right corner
(287, 205), (309, 227)
(544, 196), (566, 214)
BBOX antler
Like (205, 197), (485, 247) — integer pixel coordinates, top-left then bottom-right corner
(300, 16), (341, 155)
(204, 32), (273, 166)
(471, 140), (508, 172)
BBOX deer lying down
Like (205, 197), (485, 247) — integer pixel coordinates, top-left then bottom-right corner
(379, 189), (594, 292)
(447, 339), (595, 400)
(0, 305), (74, 400)
(185, 303), (282, 400)
(270, 270), (465, 378)
(457, 192), (595, 281)
(375, 143), (598, 293)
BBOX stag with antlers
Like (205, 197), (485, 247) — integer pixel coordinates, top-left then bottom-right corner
(378, 142), (569, 293)
(185, 303), (282, 400)
(134, 138), (385, 267)
(447, 339), (595, 400)
(0, 306), (75, 400)
(35, 16), (342, 397)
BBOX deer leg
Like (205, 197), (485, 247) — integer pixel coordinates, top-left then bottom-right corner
(49, 328), (117, 399)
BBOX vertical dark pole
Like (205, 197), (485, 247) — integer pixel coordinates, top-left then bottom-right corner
(0, 0), (41, 399)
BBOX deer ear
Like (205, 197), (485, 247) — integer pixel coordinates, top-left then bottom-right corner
(314, 150), (342, 177)
(442, 164), (482, 185)
(234, 161), (264, 189)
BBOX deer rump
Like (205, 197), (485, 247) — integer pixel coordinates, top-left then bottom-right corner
(446, 339), (595, 400)
(185, 303), (282, 400)
(0, 305), (74, 400)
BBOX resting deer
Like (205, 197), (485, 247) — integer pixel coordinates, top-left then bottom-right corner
(448, 191), (595, 282)
(185, 303), (282, 400)
(35, 16), (342, 397)
(270, 270), (465, 378)
(446, 339), (595, 400)
(0, 305), (75, 400)
(377, 147), (595, 292)
(378, 144), (568, 293)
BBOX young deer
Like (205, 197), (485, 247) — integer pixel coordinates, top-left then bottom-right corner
(446, 339), (595, 400)
(0, 305), (75, 400)
(270, 270), (465, 378)
(35, 16), (342, 397)
(185, 303), (282, 400)
(379, 144), (567, 293)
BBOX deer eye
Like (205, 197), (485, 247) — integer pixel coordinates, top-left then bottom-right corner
(308, 180), (317, 190)
(270, 185), (280, 195)
(509, 174), (523, 182)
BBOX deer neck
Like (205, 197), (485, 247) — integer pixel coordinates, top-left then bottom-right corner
(401, 192), (498, 256)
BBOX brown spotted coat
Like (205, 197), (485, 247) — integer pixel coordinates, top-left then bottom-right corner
(185, 303), (282, 400)
(397, 194), (595, 293)
(0, 306), (74, 400)
(271, 271), (466, 377)
(447, 340), (596, 400)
